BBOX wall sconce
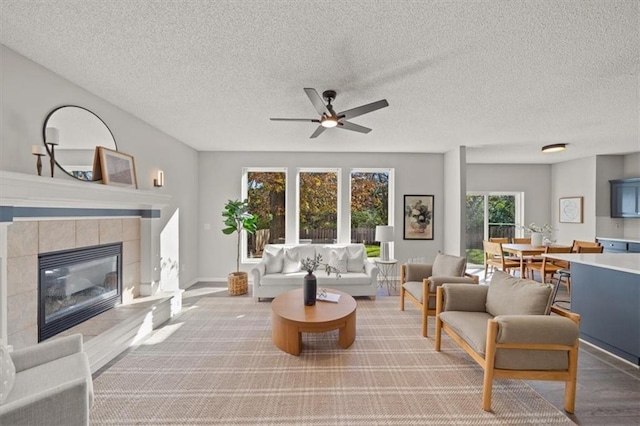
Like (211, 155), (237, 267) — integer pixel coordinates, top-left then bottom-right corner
(154, 170), (164, 187)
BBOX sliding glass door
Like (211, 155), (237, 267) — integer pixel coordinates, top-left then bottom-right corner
(466, 193), (521, 266)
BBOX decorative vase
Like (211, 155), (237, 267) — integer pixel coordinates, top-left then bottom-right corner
(303, 271), (317, 306)
(531, 232), (544, 247)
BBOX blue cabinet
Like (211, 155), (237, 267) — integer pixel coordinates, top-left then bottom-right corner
(610, 178), (640, 218)
(597, 238), (640, 253)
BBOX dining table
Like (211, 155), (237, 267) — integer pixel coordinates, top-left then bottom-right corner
(501, 243), (571, 278)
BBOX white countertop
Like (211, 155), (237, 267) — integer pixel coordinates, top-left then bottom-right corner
(544, 253), (640, 275)
(596, 236), (640, 244)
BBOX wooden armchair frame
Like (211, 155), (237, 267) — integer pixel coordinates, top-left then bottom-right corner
(435, 286), (580, 413)
(400, 263), (478, 337)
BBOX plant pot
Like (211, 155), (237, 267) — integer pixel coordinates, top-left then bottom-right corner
(531, 232), (544, 247)
(228, 272), (248, 296)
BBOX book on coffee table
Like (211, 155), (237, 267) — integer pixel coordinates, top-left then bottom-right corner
(317, 292), (341, 303)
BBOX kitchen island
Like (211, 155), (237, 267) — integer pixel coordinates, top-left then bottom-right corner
(546, 253), (640, 365)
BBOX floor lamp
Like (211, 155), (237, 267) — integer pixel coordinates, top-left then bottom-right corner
(375, 225), (394, 261)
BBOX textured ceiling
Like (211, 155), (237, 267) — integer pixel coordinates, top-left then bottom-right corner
(1, 0), (638, 164)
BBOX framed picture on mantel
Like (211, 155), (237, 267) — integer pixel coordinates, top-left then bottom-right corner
(94, 146), (138, 189)
(559, 196), (583, 223)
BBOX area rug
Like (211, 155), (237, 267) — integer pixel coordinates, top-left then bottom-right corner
(90, 295), (574, 425)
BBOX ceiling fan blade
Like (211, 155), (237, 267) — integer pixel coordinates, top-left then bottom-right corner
(337, 99), (389, 120)
(304, 88), (331, 116)
(309, 125), (327, 138)
(270, 118), (320, 122)
(338, 120), (372, 134)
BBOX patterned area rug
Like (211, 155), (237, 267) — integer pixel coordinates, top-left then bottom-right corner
(90, 295), (574, 425)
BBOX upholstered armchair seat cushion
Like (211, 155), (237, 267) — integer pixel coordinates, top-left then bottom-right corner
(438, 311), (493, 354)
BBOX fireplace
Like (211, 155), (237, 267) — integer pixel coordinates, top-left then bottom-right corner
(38, 243), (122, 341)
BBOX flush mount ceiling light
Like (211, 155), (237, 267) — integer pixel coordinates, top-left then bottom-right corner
(541, 143), (567, 153)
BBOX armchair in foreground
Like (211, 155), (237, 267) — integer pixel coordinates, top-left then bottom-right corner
(435, 271), (580, 413)
(0, 334), (94, 426)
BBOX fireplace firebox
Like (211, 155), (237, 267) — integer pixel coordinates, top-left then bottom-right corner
(38, 243), (122, 341)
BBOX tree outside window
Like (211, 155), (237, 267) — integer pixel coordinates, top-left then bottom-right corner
(246, 170), (286, 258)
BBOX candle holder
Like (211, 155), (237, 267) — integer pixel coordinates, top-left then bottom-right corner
(33, 153), (45, 176)
(47, 142), (58, 177)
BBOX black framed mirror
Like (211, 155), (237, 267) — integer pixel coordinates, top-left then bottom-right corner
(42, 105), (117, 181)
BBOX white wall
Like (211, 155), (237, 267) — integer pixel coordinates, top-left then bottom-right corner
(443, 147), (466, 256)
(198, 151), (447, 281)
(551, 157), (597, 244)
(622, 152), (640, 238)
(0, 45), (200, 289)
(594, 155), (625, 238)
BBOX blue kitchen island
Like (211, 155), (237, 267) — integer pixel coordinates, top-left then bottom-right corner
(547, 253), (640, 366)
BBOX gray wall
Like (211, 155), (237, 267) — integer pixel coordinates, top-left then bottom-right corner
(198, 151), (448, 281)
(0, 45), (200, 288)
(466, 163), (553, 235)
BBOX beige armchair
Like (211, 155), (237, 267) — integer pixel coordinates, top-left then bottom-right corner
(400, 253), (478, 337)
(435, 271), (580, 413)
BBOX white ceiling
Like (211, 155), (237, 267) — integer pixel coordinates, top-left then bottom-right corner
(1, 1), (638, 164)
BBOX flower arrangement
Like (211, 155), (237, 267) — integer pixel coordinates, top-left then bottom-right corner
(300, 254), (341, 278)
(521, 223), (554, 235)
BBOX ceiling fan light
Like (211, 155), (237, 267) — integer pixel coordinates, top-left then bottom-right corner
(321, 117), (338, 128)
(541, 143), (567, 153)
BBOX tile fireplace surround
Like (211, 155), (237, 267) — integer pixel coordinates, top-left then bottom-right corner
(0, 171), (171, 349)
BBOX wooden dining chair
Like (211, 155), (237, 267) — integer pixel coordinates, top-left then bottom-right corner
(489, 237), (509, 243)
(483, 240), (520, 280)
(512, 237), (531, 244)
(571, 240), (601, 253)
(525, 246), (572, 283)
(556, 245), (604, 295)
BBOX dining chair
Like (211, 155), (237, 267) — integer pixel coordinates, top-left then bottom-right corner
(526, 246), (572, 283)
(556, 245), (604, 296)
(483, 240), (520, 280)
(571, 240), (601, 252)
(512, 237), (531, 244)
(489, 237), (509, 243)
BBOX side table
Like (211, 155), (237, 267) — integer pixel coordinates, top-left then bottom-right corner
(374, 258), (398, 295)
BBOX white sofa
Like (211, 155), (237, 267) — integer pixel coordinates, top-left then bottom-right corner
(251, 243), (379, 300)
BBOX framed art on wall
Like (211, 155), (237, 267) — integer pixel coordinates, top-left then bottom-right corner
(404, 195), (434, 240)
(94, 146), (138, 189)
(559, 196), (583, 223)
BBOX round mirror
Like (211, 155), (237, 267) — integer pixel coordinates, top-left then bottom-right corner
(42, 106), (117, 181)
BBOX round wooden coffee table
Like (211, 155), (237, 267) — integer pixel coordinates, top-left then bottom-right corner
(271, 288), (357, 356)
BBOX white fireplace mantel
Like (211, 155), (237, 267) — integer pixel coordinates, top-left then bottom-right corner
(0, 170), (170, 210)
(0, 170), (173, 346)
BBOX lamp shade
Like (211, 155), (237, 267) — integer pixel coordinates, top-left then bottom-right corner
(45, 127), (59, 145)
(375, 225), (394, 242)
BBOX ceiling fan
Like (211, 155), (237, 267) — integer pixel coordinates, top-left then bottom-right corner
(270, 88), (389, 138)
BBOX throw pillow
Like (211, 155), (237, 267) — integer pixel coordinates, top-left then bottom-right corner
(346, 245), (365, 272)
(486, 270), (553, 317)
(282, 249), (301, 273)
(328, 249), (348, 273)
(263, 249), (284, 274)
(0, 344), (15, 403)
(431, 252), (466, 277)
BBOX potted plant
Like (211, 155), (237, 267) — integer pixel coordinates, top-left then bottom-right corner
(222, 199), (258, 295)
(521, 223), (554, 246)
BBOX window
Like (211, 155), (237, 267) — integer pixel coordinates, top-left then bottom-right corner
(350, 169), (393, 251)
(243, 168), (286, 258)
(297, 169), (340, 244)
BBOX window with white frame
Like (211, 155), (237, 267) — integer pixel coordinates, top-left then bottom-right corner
(297, 169), (340, 244)
(243, 168), (286, 259)
(350, 169), (393, 250)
